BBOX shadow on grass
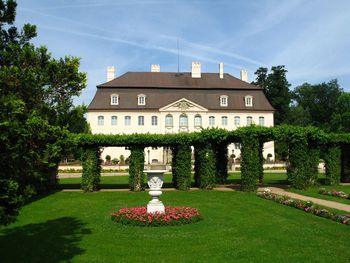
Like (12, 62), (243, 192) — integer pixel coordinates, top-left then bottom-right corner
(0, 217), (91, 263)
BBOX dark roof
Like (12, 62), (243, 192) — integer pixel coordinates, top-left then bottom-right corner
(98, 72), (259, 90)
(89, 72), (274, 111)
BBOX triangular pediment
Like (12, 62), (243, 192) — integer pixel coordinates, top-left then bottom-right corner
(159, 98), (208, 112)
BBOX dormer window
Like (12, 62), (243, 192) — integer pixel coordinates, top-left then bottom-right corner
(110, 94), (119, 105)
(220, 95), (228, 107)
(245, 95), (253, 107)
(137, 94), (146, 105)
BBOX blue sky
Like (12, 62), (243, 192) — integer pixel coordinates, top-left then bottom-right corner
(15, 0), (350, 105)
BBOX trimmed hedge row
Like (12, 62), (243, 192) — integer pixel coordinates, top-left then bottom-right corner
(129, 146), (145, 191)
(81, 147), (101, 192)
(76, 125), (350, 192)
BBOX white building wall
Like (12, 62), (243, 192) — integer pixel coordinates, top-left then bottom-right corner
(87, 110), (275, 163)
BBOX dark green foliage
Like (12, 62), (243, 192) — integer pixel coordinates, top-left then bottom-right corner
(0, 179), (23, 226)
(128, 147), (145, 191)
(171, 145), (191, 190)
(240, 136), (260, 192)
(81, 147), (101, 192)
(341, 144), (350, 183)
(171, 146), (178, 186)
(258, 141), (264, 183)
(331, 92), (350, 133)
(323, 146), (341, 185)
(194, 145), (216, 189)
(215, 144), (228, 184)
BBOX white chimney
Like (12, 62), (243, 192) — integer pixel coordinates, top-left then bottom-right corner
(151, 64), (160, 72)
(191, 61), (201, 78)
(219, 62), (224, 79)
(107, 66), (115, 81)
(240, 69), (248, 82)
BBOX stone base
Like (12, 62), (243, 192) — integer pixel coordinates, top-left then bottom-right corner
(147, 202), (165, 214)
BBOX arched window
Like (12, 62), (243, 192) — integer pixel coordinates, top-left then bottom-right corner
(137, 94), (146, 105)
(138, 116), (144, 126)
(221, 116), (228, 126)
(110, 94), (119, 105)
(165, 114), (173, 127)
(151, 116), (158, 126)
(245, 95), (253, 107)
(220, 95), (228, 107)
(259, 116), (265, 126)
(179, 114), (188, 127)
(124, 116), (131, 126)
(111, 116), (117, 125)
(234, 116), (240, 126)
(209, 116), (215, 126)
(194, 114), (202, 127)
(247, 116), (253, 126)
(97, 116), (104, 126)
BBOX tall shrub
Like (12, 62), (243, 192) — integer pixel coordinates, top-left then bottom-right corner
(258, 141), (264, 183)
(171, 146), (178, 186)
(129, 146), (145, 191)
(172, 145), (192, 190)
(341, 144), (350, 183)
(215, 143), (228, 184)
(323, 145), (341, 185)
(194, 145), (216, 189)
(240, 136), (260, 192)
(81, 147), (101, 192)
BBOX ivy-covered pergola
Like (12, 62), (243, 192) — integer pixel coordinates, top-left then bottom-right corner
(71, 125), (350, 192)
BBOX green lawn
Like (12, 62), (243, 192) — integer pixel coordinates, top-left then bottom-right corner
(1, 191), (349, 262)
(58, 172), (289, 189)
(289, 185), (350, 205)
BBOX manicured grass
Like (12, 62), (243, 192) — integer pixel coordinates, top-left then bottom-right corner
(58, 172), (289, 189)
(289, 185), (350, 205)
(1, 191), (349, 262)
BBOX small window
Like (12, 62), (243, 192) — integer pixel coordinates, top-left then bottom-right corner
(151, 116), (158, 126)
(220, 95), (228, 107)
(259, 116), (265, 126)
(234, 116), (240, 126)
(245, 95), (253, 107)
(222, 116), (228, 126)
(209, 116), (215, 126)
(111, 116), (117, 125)
(138, 116), (144, 126)
(179, 114), (188, 127)
(247, 116), (253, 126)
(194, 114), (202, 127)
(98, 116), (104, 126)
(138, 94), (146, 105)
(110, 94), (119, 105)
(125, 116), (131, 126)
(165, 114), (173, 127)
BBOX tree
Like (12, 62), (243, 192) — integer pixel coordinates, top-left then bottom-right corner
(253, 65), (291, 125)
(291, 80), (342, 130)
(0, 0), (86, 225)
(330, 92), (350, 133)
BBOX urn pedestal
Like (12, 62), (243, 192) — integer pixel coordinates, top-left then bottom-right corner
(144, 167), (167, 214)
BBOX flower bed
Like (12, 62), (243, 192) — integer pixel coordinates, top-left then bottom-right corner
(318, 188), (350, 199)
(257, 191), (350, 226)
(111, 206), (202, 227)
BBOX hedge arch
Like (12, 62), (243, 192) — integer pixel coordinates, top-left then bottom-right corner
(81, 146), (101, 192)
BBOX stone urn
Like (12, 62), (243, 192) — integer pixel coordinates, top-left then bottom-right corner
(144, 164), (167, 213)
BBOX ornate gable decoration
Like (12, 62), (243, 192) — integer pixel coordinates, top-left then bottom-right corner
(160, 98), (208, 112)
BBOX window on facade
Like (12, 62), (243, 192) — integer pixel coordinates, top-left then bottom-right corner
(234, 116), (240, 126)
(110, 94), (119, 105)
(245, 95), (253, 107)
(220, 95), (228, 107)
(138, 116), (144, 126)
(194, 114), (202, 127)
(137, 94), (146, 105)
(209, 116), (215, 126)
(151, 116), (158, 126)
(222, 116), (228, 126)
(124, 116), (131, 126)
(259, 116), (265, 126)
(98, 115), (104, 126)
(165, 114), (173, 127)
(179, 114), (188, 127)
(234, 143), (241, 150)
(111, 116), (117, 125)
(247, 116), (253, 126)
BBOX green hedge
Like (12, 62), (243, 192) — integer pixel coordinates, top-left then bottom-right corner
(215, 143), (228, 184)
(194, 144), (216, 189)
(129, 146), (145, 191)
(171, 145), (191, 190)
(81, 147), (101, 192)
(323, 145), (341, 185)
(341, 144), (350, 183)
